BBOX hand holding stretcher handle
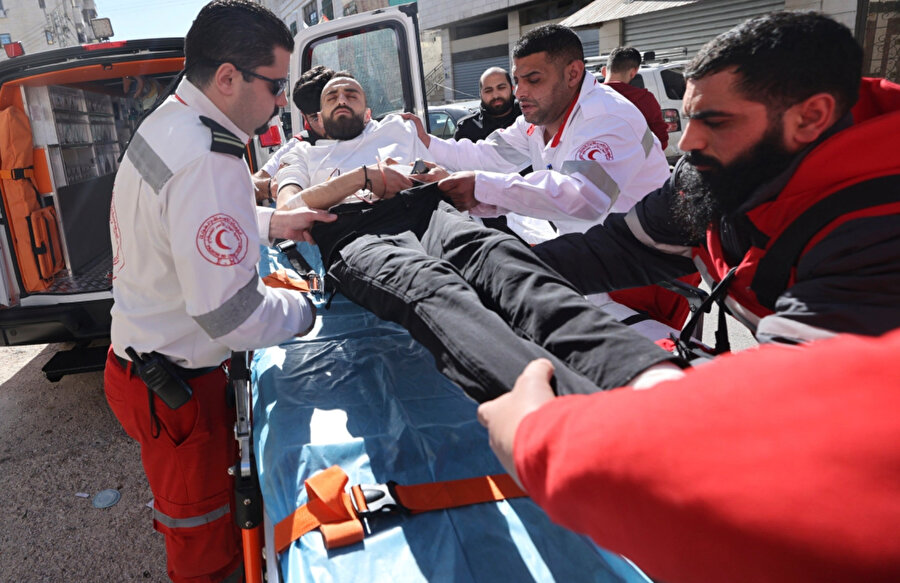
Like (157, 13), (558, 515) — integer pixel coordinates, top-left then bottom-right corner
(124, 347), (193, 409)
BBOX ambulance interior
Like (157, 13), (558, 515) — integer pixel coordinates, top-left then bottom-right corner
(0, 60), (182, 303)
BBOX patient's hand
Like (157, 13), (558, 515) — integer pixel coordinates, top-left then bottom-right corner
(370, 162), (413, 199)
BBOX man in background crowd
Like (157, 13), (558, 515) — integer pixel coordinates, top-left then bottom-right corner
(601, 46), (669, 149)
(453, 66), (530, 234)
(453, 67), (522, 142)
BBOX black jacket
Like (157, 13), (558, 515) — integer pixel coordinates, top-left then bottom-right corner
(453, 102), (522, 142)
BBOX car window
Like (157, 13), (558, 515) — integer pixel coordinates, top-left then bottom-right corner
(428, 112), (456, 139)
(444, 116), (457, 138)
(660, 67), (686, 100)
(630, 74), (645, 89)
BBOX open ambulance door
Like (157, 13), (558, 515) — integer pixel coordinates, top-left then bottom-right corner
(290, 4), (428, 138)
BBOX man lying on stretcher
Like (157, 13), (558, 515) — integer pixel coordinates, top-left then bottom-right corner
(273, 73), (685, 402)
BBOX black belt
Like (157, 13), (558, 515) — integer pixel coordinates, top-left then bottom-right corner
(113, 352), (222, 380)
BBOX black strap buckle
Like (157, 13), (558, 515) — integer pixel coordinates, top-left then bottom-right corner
(351, 482), (406, 534)
(275, 239), (324, 297)
(10, 167), (32, 180)
(671, 267), (738, 360)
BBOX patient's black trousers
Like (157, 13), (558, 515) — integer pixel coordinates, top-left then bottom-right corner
(311, 187), (675, 402)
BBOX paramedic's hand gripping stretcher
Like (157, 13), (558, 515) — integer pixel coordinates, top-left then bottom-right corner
(124, 347), (192, 409)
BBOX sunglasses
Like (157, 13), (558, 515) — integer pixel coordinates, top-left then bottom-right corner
(212, 61), (288, 96)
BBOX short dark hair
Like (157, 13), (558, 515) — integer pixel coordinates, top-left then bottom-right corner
(184, 0), (294, 88)
(513, 24), (583, 65)
(292, 65), (335, 114)
(607, 47), (641, 74)
(685, 11), (863, 117)
(330, 70), (356, 82)
(479, 67), (512, 91)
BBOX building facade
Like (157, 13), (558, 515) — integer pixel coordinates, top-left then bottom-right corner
(260, 0), (400, 34)
(261, 0), (892, 104)
(1, 0), (99, 61)
(420, 0), (862, 103)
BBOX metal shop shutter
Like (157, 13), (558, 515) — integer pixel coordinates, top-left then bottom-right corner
(578, 29), (600, 59)
(624, 0), (785, 58)
(451, 51), (510, 101)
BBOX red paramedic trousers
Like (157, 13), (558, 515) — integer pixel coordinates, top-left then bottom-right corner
(104, 346), (242, 583)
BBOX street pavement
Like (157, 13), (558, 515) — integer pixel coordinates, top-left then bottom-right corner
(0, 342), (167, 582)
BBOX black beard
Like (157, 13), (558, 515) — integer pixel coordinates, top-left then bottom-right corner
(482, 96), (512, 117)
(671, 120), (795, 241)
(323, 109), (366, 140)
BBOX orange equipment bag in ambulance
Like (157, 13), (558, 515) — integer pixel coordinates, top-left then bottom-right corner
(0, 106), (65, 291)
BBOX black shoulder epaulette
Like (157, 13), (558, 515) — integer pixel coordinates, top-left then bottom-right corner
(199, 115), (246, 158)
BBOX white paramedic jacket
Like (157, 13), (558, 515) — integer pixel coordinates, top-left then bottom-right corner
(427, 75), (671, 236)
(109, 79), (314, 368)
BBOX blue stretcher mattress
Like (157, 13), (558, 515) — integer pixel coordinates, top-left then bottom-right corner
(252, 244), (649, 583)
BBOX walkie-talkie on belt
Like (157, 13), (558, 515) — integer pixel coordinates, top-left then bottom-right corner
(124, 347), (193, 409)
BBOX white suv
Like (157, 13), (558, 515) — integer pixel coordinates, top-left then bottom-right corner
(588, 56), (688, 163)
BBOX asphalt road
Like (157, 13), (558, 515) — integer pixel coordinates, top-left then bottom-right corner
(0, 342), (167, 582)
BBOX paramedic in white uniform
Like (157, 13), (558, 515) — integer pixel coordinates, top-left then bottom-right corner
(404, 24), (670, 236)
(103, 2), (335, 582)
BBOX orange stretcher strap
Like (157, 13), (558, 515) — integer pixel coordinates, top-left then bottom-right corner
(273, 465), (527, 553)
(389, 473), (526, 512)
(261, 269), (311, 292)
(273, 466), (364, 552)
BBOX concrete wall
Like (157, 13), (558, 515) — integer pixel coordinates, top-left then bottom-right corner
(440, 27), (454, 102)
(784, 0), (857, 30)
(597, 18), (623, 55)
(419, 0), (538, 31)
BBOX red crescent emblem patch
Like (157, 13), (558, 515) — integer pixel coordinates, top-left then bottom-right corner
(575, 140), (614, 161)
(196, 214), (248, 266)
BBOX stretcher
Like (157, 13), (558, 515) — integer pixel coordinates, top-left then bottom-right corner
(239, 243), (652, 582)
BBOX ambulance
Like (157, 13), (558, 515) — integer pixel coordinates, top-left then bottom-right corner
(0, 35), (295, 379)
(0, 5), (429, 380)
